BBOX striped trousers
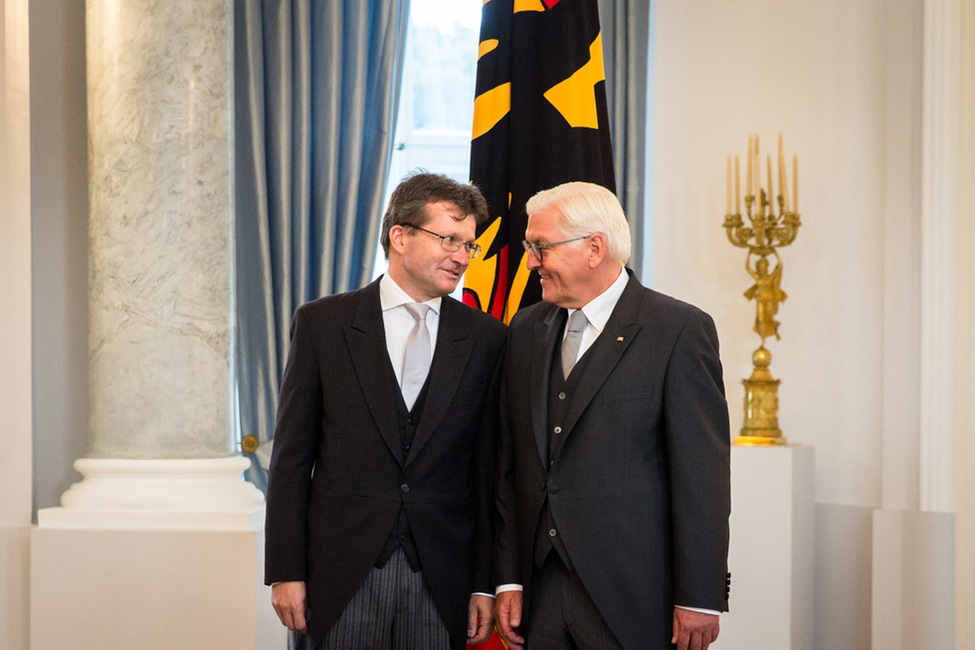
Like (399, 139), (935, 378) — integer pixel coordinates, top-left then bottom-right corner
(298, 548), (451, 650)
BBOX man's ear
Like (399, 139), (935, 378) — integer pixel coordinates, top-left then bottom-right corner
(389, 224), (409, 254)
(587, 233), (607, 268)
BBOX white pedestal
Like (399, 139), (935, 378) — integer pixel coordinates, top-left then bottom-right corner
(720, 445), (815, 650)
(31, 457), (284, 649)
(30, 517), (285, 650)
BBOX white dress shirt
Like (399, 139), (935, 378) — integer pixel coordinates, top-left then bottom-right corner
(380, 273), (440, 386)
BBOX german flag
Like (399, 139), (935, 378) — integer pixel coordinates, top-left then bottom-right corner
(463, 0), (615, 323)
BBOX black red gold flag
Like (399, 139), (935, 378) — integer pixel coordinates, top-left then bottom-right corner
(463, 0), (616, 322)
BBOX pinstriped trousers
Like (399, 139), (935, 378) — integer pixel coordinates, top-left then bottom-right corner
(526, 554), (623, 650)
(308, 548), (451, 650)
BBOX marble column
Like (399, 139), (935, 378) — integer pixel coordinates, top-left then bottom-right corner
(40, 0), (262, 523)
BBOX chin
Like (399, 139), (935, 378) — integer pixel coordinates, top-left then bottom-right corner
(440, 281), (460, 295)
(539, 286), (559, 304)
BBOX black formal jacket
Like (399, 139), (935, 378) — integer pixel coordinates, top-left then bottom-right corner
(494, 271), (731, 649)
(265, 277), (506, 646)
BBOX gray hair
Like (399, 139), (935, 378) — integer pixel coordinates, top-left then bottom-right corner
(525, 182), (631, 265)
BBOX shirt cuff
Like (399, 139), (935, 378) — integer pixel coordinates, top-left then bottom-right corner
(471, 592), (495, 598)
(495, 583), (523, 596)
(675, 605), (721, 615)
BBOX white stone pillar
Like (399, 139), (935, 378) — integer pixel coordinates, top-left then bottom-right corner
(32, 3), (276, 647)
(919, 0), (963, 515)
(35, 0), (263, 520)
(87, 0), (236, 460)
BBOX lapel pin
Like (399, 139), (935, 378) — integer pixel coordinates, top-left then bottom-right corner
(617, 336), (624, 342)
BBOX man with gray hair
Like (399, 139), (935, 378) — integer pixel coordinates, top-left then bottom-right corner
(494, 181), (731, 650)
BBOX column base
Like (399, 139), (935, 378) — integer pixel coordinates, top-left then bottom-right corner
(31, 456), (282, 649)
(31, 525), (285, 650)
(37, 456), (265, 530)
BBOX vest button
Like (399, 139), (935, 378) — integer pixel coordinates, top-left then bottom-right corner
(558, 392), (566, 400)
(553, 426), (562, 434)
(400, 483), (410, 493)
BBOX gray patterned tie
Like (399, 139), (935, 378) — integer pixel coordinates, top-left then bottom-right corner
(561, 309), (588, 378)
(401, 303), (431, 409)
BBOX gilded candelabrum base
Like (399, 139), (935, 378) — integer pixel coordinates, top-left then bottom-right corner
(735, 346), (787, 446)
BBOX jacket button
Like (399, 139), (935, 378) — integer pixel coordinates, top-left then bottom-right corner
(400, 484), (410, 493)
(558, 392), (566, 400)
(548, 528), (558, 537)
(553, 426), (562, 434)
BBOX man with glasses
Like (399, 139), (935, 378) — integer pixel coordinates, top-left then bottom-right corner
(494, 182), (731, 650)
(265, 172), (506, 649)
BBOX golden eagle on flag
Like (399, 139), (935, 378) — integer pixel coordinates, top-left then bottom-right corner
(463, 0), (616, 322)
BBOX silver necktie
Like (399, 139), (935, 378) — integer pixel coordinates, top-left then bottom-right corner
(401, 303), (431, 409)
(561, 309), (588, 378)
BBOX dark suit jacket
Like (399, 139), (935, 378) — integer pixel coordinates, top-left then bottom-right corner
(265, 277), (506, 646)
(495, 271), (731, 649)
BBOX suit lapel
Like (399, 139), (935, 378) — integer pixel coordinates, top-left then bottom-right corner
(345, 280), (405, 465)
(406, 298), (473, 466)
(560, 275), (645, 439)
(530, 307), (566, 466)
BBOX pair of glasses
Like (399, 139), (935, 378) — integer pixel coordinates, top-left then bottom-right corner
(522, 235), (592, 262)
(403, 223), (482, 259)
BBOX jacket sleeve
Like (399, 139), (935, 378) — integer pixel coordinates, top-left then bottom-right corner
(264, 306), (322, 585)
(471, 335), (506, 593)
(663, 308), (732, 612)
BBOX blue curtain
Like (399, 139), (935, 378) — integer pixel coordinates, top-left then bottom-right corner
(599, 0), (653, 282)
(235, 0), (410, 488)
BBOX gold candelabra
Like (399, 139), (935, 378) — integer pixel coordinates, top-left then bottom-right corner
(723, 134), (800, 446)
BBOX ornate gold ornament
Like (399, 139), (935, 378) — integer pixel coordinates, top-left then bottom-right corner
(723, 134), (800, 446)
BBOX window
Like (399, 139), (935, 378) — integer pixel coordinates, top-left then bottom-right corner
(372, 0), (482, 288)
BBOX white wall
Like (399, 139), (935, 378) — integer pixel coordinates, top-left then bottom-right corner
(652, 0), (969, 647)
(653, 0), (901, 507)
(1, 0), (35, 646)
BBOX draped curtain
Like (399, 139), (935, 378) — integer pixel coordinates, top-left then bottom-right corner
(598, 0), (653, 282)
(235, 0), (410, 487)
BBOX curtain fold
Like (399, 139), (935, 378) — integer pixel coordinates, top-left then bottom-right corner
(598, 0), (652, 281)
(235, 0), (410, 488)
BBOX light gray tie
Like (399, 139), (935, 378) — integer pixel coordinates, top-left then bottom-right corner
(561, 309), (588, 378)
(401, 303), (432, 409)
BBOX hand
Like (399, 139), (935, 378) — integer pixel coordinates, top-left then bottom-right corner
(271, 581), (308, 634)
(671, 608), (720, 650)
(467, 594), (495, 643)
(495, 590), (525, 650)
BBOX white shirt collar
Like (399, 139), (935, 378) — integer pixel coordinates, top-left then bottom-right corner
(379, 273), (443, 314)
(568, 266), (628, 336)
